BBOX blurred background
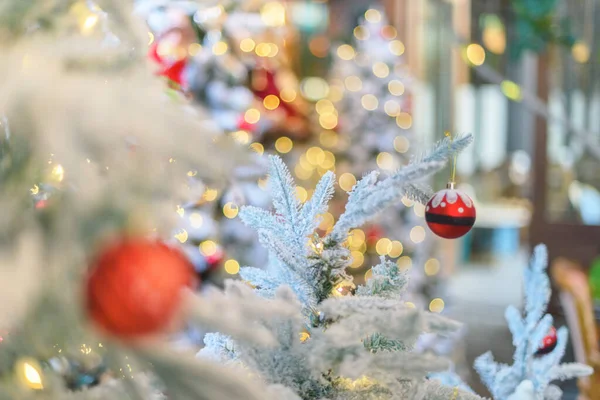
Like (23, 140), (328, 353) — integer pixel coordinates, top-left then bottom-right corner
(133, 0), (600, 397)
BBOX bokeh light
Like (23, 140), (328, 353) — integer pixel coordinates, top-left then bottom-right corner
(275, 137), (293, 153)
(410, 226), (426, 243)
(339, 172), (357, 192)
(224, 259), (240, 274)
(465, 43), (486, 66)
(429, 298), (445, 313)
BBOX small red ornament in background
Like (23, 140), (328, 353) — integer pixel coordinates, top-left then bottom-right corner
(535, 327), (558, 355)
(365, 225), (385, 246)
(425, 183), (476, 239)
(206, 247), (225, 270)
(85, 238), (196, 339)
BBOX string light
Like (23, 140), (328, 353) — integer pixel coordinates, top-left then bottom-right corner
(319, 130), (339, 148)
(315, 99), (335, 115)
(260, 2), (286, 27)
(348, 229), (366, 249)
(389, 241), (403, 258)
(295, 186), (308, 202)
(240, 38), (256, 52)
(250, 142), (265, 155)
(148, 32), (154, 45)
(413, 203), (425, 217)
(295, 164), (313, 180)
(424, 259), (441, 276)
(244, 109), (261, 124)
(203, 188), (218, 201)
(372, 62), (390, 78)
(263, 95), (280, 110)
(328, 82), (345, 102)
(388, 80), (405, 96)
(309, 36), (330, 58)
(174, 229), (188, 243)
(350, 251), (364, 268)
(337, 44), (355, 60)
(364, 9), (382, 23)
(384, 100), (401, 116)
(231, 130), (250, 144)
(397, 256), (412, 270)
(501, 80), (522, 101)
(301, 77), (329, 101)
(223, 202), (239, 219)
(344, 76), (363, 92)
(275, 137), (293, 153)
(381, 25), (397, 40)
(51, 164), (65, 182)
(280, 88), (297, 102)
(396, 112), (412, 129)
(389, 40), (405, 55)
(353, 26), (369, 40)
(465, 43), (486, 66)
(255, 43), (271, 57)
(572, 41), (590, 63)
(410, 226), (426, 243)
(189, 213), (203, 228)
(361, 94), (379, 111)
(321, 151), (336, 170)
(376, 152), (394, 170)
(212, 41), (228, 55)
(318, 212), (335, 231)
(176, 205), (185, 217)
(17, 359), (43, 390)
(394, 136), (410, 153)
(268, 43), (279, 57)
(306, 147), (325, 165)
(224, 259), (240, 274)
(376, 238), (392, 255)
(319, 113), (338, 129)
(339, 173), (356, 192)
(188, 43), (202, 56)
(187, 170), (198, 177)
(30, 184), (39, 195)
(405, 301), (416, 308)
(364, 268), (373, 281)
(429, 298), (445, 313)
(200, 240), (218, 256)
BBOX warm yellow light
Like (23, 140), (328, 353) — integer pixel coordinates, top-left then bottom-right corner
(384, 100), (401, 117)
(376, 238), (393, 255)
(258, 178), (269, 190)
(397, 256), (412, 270)
(319, 212), (335, 231)
(299, 331), (311, 342)
(260, 2), (286, 27)
(320, 130), (339, 148)
(223, 202), (239, 219)
(189, 213), (204, 228)
(413, 203), (425, 217)
(389, 40), (405, 56)
(275, 137), (293, 154)
(306, 147), (325, 165)
(250, 142), (265, 155)
(328, 83), (345, 102)
(176, 205), (185, 218)
(361, 94), (379, 111)
(396, 112), (412, 129)
(372, 62), (390, 78)
(174, 229), (188, 243)
(268, 43), (279, 57)
(466, 43), (486, 66)
(240, 38), (256, 52)
(388, 80), (405, 96)
(348, 229), (366, 249)
(263, 95), (281, 110)
(82, 14), (99, 33)
(203, 188), (218, 201)
(429, 298), (445, 313)
(319, 114), (338, 129)
(296, 186), (308, 203)
(316, 99), (335, 115)
(231, 130), (250, 145)
(389, 241), (404, 258)
(572, 41), (590, 63)
(501, 80), (522, 101)
(365, 9), (382, 23)
(410, 226), (426, 243)
(405, 301), (416, 308)
(350, 251), (365, 268)
(320, 151), (336, 170)
(255, 43), (271, 57)
(51, 164), (65, 182)
(394, 136), (410, 153)
(354, 26), (369, 40)
(364, 268), (373, 281)
(337, 44), (356, 60)
(30, 184), (39, 195)
(224, 259), (240, 274)
(22, 361), (43, 390)
(339, 172), (357, 192)
(148, 32), (154, 45)
(401, 196), (414, 207)
(212, 41), (228, 55)
(280, 88), (297, 102)
(424, 258), (441, 276)
(295, 164), (313, 180)
(344, 76), (363, 92)
(376, 152), (395, 170)
(200, 240), (218, 256)
(483, 26), (506, 54)
(244, 108), (261, 124)
(301, 77), (330, 101)
(188, 43), (202, 56)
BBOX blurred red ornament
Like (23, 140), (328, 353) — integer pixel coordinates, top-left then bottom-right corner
(35, 199), (49, 209)
(206, 248), (224, 270)
(251, 67), (298, 118)
(148, 40), (188, 89)
(536, 326), (558, 355)
(85, 238), (196, 339)
(425, 184), (476, 239)
(365, 225), (385, 246)
(237, 115), (257, 133)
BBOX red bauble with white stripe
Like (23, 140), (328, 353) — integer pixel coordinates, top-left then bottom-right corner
(425, 184), (476, 239)
(535, 326), (558, 355)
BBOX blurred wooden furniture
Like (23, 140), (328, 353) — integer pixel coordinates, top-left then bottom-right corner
(551, 258), (600, 399)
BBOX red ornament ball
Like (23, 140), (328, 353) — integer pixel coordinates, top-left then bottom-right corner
(425, 187), (476, 239)
(536, 326), (558, 355)
(85, 238), (196, 339)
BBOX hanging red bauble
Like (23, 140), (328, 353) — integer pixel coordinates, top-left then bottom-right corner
(206, 248), (225, 270)
(425, 183), (476, 239)
(85, 238), (196, 339)
(365, 225), (385, 246)
(535, 327), (558, 355)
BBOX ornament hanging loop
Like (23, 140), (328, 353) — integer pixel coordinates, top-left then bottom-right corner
(444, 131), (458, 185)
